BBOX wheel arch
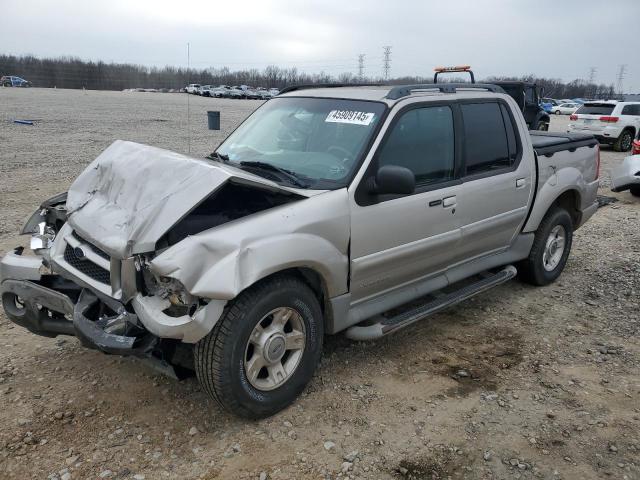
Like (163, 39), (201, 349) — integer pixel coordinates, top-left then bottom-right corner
(523, 187), (582, 233)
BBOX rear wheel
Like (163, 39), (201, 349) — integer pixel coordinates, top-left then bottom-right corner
(518, 207), (573, 286)
(614, 130), (633, 152)
(536, 121), (549, 131)
(194, 275), (323, 419)
(554, 110), (561, 115)
(630, 185), (640, 197)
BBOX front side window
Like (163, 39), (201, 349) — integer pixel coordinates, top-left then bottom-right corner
(462, 102), (513, 175)
(376, 106), (455, 185)
(216, 97), (386, 189)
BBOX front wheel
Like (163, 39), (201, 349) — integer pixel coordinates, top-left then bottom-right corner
(518, 207), (573, 286)
(194, 275), (323, 419)
(536, 121), (549, 131)
(554, 110), (561, 115)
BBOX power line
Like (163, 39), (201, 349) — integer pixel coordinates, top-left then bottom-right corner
(382, 46), (392, 81)
(357, 54), (365, 82)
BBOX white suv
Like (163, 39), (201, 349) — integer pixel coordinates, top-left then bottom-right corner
(568, 101), (640, 151)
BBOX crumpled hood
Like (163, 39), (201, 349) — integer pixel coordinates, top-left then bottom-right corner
(66, 140), (304, 258)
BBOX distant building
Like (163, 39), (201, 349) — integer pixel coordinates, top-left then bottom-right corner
(623, 93), (640, 102)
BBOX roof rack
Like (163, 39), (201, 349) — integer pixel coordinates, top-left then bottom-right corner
(386, 83), (504, 100)
(278, 83), (383, 95)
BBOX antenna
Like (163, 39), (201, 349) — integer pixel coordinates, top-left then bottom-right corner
(382, 46), (391, 81)
(357, 54), (365, 82)
(187, 42), (191, 155)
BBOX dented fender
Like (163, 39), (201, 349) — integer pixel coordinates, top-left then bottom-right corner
(150, 189), (351, 302)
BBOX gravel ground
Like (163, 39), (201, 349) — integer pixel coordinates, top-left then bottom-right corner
(0, 88), (638, 480)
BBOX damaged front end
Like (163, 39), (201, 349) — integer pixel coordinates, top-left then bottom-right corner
(0, 141), (307, 374)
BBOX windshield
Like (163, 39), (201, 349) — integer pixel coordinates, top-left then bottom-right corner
(215, 97), (386, 189)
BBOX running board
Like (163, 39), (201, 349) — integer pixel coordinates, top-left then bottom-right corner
(344, 265), (517, 341)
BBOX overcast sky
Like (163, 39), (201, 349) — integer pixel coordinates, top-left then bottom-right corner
(2, 0), (639, 91)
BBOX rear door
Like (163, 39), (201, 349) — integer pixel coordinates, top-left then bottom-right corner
(349, 103), (462, 303)
(454, 100), (534, 261)
(621, 104), (640, 135)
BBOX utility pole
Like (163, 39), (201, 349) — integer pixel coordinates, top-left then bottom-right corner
(616, 64), (627, 97)
(357, 54), (366, 82)
(587, 67), (597, 99)
(382, 46), (392, 81)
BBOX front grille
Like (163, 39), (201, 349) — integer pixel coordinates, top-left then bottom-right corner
(64, 244), (110, 284)
(72, 231), (110, 260)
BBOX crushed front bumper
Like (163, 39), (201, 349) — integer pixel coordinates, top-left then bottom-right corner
(1, 247), (226, 353)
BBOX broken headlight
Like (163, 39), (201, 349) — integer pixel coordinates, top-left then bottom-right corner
(30, 221), (56, 252)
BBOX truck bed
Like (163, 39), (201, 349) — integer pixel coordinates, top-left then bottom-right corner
(530, 131), (598, 156)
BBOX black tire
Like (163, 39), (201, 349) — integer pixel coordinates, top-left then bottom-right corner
(630, 185), (640, 197)
(554, 110), (561, 115)
(194, 275), (323, 419)
(518, 207), (573, 286)
(613, 130), (633, 152)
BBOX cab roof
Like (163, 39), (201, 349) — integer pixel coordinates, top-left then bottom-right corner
(278, 83), (507, 105)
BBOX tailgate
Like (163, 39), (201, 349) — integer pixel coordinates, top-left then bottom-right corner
(571, 103), (616, 131)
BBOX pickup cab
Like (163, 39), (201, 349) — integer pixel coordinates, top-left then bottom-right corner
(0, 83), (600, 418)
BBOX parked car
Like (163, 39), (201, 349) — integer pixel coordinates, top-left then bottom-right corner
(211, 85), (230, 98)
(542, 98), (561, 106)
(245, 88), (261, 100)
(227, 86), (244, 99)
(185, 84), (201, 94)
(541, 102), (553, 114)
(197, 85), (213, 97)
(611, 154), (640, 196)
(0, 83), (600, 418)
(268, 88), (280, 96)
(256, 88), (272, 100)
(1, 76), (32, 87)
(568, 101), (640, 151)
(553, 103), (580, 115)
(493, 81), (551, 130)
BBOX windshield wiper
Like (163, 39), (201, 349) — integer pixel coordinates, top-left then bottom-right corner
(206, 151), (230, 163)
(239, 161), (310, 188)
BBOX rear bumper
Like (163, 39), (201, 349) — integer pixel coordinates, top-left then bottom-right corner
(568, 125), (622, 142)
(610, 155), (640, 192)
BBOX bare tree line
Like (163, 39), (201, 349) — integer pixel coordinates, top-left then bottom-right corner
(1, 54), (618, 99)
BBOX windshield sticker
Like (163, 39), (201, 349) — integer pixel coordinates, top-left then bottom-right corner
(325, 110), (375, 125)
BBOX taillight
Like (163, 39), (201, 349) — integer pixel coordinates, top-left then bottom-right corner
(595, 144), (600, 180)
(569, 114), (578, 121)
(599, 116), (619, 123)
(633, 140), (640, 156)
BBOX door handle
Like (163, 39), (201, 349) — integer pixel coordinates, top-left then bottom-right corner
(516, 178), (526, 188)
(442, 196), (457, 208)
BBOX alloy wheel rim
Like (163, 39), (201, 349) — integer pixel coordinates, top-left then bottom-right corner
(542, 225), (566, 272)
(243, 307), (306, 391)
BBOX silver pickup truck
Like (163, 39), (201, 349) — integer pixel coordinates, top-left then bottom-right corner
(0, 83), (599, 418)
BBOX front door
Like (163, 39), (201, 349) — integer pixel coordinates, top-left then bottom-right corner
(349, 104), (463, 303)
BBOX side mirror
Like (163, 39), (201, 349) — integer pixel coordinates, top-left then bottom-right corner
(369, 165), (415, 195)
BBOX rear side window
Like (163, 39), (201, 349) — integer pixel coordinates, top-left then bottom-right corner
(576, 104), (615, 115)
(621, 104), (640, 116)
(461, 103), (513, 175)
(377, 106), (455, 185)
